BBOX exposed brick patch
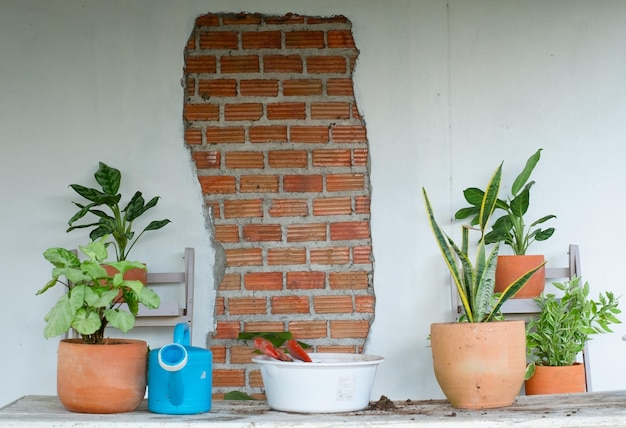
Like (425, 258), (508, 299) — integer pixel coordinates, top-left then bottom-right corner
(184, 12), (372, 399)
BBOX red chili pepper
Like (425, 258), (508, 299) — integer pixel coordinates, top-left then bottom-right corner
(285, 339), (312, 362)
(253, 337), (292, 361)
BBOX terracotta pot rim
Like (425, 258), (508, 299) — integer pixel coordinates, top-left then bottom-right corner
(61, 338), (147, 346)
(533, 361), (583, 368)
(497, 254), (545, 258)
(431, 319), (524, 327)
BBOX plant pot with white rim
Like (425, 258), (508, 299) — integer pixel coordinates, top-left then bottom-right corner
(423, 162), (544, 409)
(455, 149), (555, 299)
(37, 239), (160, 413)
(524, 276), (621, 395)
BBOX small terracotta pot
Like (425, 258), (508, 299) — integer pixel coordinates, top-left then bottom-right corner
(525, 363), (586, 395)
(495, 255), (545, 298)
(103, 264), (148, 285)
(57, 338), (148, 413)
(430, 320), (526, 409)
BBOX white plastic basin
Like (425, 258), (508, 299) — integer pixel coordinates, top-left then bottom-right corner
(253, 352), (384, 413)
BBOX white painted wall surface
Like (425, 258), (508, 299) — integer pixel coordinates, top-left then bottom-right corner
(2, 0), (626, 407)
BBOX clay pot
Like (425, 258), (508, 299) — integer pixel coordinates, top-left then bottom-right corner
(103, 264), (148, 285)
(430, 320), (526, 409)
(57, 338), (148, 413)
(495, 255), (545, 298)
(525, 363), (586, 395)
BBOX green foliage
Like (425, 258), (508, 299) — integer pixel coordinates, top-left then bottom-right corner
(423, 163), (545, 323)
(526, 276), (621, 368)
(455, 149), (556, 255)
(67, 162), (171, 261)
(36, 237), (160, 344)
(237, 331), (311, 349)
(223, 391), (258, 401)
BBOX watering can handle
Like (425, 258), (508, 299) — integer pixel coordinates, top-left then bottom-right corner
(173, 323), (190, 346)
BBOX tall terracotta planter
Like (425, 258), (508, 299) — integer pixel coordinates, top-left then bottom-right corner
(495, 255), (545, 298)
(430, 320), (526, 409)
(57, 338), (148, 413)
(525, 363), (586, 395)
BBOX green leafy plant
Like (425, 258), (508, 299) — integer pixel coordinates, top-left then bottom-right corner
(67, 162), (171, 261)
(237, 331), (311, 350)
(455, 149), (556, 255)
(36, 237), (161, 344)
(423, 163), (545, 322)
(525, 276), (620, 377)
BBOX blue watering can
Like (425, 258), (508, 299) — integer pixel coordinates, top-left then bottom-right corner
(148, 323), (212, 414)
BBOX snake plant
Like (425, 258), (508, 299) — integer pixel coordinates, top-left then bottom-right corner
(423, 163), (545, 322)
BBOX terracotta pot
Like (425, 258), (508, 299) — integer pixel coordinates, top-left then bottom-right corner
(430, 320), (526, 409)
(525, 363), (586, 395)
(495, 255), (545, 298)
(57, 338), (148, 413)
(103, 264), (148, 285)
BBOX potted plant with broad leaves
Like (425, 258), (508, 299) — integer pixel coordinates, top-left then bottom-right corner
(524, 276), (620, 395)
(455, 148), (556, 298)
(67, 162), (171, 284)
(36, 237), (161, 414)
(422, 162), (545, 410)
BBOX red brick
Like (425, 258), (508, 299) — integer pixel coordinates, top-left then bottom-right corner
(186, 56), (217, 73)
(267, 102), (306, 120)
(332, 125), (367, 143)
(224, 103), (263, 121)
(310, 247), (350, 265)
(269, 199), (309, 217)
(195, 14), (220, 27)
(268, 150), (308, 168)
(198, 176), (236, 194)
(330, 320), (370, 339)
(283, 79), (323, 96)
(312, 149), (351, 167)
(243, 321), (286, 333)
(240, 79), (279, 97)
(249, 370), (264, 388)
(352, 246), (372, 264)
(271, 296), (310, 314)
(267, 247), (307, 265)
(313, 197), (352, 216)
(184, 104), (219, 121)
(242, 224), (282, 242)
(290, 126), (329, 143)
(213, 369), (245, 387)
(310, 102), (350, 120)
(327, 78), (354, 96)
(355, 196), (370, 214)
(287, 321), (327, 339)
(225, 248), (263, 267)
(199, 31), (238, 49)
(353, 148), (368, 166)
(214, 224), (239, 242)
(314, 295), (353, 313)
(327, 30), (355, 48)
(285, 31), (324, 48)
(205, 127), (245, 143)
(329, 271), (369, 289)
(222, 14), (262, 25)
(287, 223), (326, 242)
(214, 321), (241, 339)
(249, 125), (288, 143)
(286, 271), (325, 289)
(307, 56), (346, 73)
(244, 272), (284, 290)
(242, 31), (281, 49)
(307, 16), (348, 24)
(264, 55), (303, 73)
(215, 296), (225, 315)
(228, 297), (267, 315)
(265, 14), (305, 25)
(240, 175), (279, 193)
(230, 346), (256, 364)
(326, 174), (365, 192)
(330, 221), (370, 240)
(225, 151), (264, 169)
(211, 346), (226, 363)
(185, 128), (202, 145)
(284, 175), (323, 193)
(219, 273), (241, 291)
(224, 199), (263, 218)
(355, 295), (375, 313)
(221, 55), (260, 73)
(198, 79), (237, 97)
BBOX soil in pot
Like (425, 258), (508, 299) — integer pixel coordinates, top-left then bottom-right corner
(525, 363), (586, 395)
(495, 255), (545, 298)
(57, 338), (148, 413)
(430, 320), (526, 410)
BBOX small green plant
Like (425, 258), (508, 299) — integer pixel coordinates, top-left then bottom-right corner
(455, 149), (556, 255)
(36, 237), (161, 344)
(423, 162), (545, 323)
(525, 276), (620, 378)
(67, 162), (171, 261)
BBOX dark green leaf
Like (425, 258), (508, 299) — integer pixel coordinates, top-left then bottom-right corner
(95, 162), (121, 195)
(511, 149), (541, 196)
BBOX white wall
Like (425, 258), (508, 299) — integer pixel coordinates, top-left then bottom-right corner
(2, 0), (626, 407)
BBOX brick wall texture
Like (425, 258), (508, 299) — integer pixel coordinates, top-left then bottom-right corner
(183, 12), (373, 399)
